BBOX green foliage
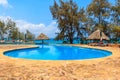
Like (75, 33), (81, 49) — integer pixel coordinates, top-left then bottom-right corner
(1, 0), (120, 43)
(87, 0), (110, 22)
(19, 32), (25, 40)
(50, 0), (87, 43)
(10, 27), (19, 40)
(26, 30), (35, 41)
(111, 26), (120, 38)
(6, 19), (17, 40)
(111, 0), (120, 26)
(18, 32), (25, 40)
(50, 0), (120, 42)
(0, 20), (8, 39)
(0, 19), (35, 42)
(87, 0), (111, 32)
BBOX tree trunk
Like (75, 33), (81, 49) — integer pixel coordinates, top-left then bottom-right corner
(70, 38), (73, 44)
(98, 0), (102, 24)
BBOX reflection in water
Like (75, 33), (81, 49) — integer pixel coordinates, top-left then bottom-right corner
(4, 45), (112, 60)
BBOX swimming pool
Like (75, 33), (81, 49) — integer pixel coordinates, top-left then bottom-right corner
(4, 45), (112, 60)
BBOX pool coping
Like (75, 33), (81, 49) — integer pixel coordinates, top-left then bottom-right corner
(3, 44), (112, 61)
(0, 44), (119, 65)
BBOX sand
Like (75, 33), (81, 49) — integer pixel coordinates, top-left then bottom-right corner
(0, 44), (120, 80)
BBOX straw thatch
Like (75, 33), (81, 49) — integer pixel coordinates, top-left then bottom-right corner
(87, 30), (109, 40)
(36, 33), (49, 40)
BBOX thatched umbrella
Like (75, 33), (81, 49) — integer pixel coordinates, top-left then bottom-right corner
(36, 33), (49, 44)
(87, 30), (109, 41)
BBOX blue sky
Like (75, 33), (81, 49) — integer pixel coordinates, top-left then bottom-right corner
(0, 0), (115, 38)
(0, 0), (92, 24)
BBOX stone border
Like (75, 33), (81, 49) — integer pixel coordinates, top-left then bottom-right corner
(0, 44), (119, 65)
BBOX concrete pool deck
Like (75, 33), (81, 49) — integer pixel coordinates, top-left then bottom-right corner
(0, 44), (120, 80)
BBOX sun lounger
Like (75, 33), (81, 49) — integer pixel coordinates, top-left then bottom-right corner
(89, 42), (108, 47)
(88, 43), (98, 46)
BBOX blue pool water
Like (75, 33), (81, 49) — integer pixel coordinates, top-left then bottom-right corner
(4, 45), (112, 60)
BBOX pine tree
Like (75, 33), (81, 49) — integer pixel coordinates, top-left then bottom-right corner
(50, 0), (87, 44)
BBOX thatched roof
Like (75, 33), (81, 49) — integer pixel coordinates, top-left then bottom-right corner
(36, 33), (49, 40)
(87, 30), (109, 40)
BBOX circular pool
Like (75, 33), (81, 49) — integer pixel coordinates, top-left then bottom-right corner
(4, 45), (112, 60)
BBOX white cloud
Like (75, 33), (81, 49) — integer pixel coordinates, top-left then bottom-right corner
(0, 0), (12, 8)
(0, 16), (58, 38)
(0, 16), (12, 21)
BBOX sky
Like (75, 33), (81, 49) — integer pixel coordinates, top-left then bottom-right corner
(0, 0), (115, 38)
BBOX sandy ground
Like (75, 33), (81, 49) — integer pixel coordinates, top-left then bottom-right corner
(0, 44), (120, 80)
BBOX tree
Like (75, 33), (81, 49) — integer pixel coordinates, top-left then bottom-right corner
(110, 26), (120, 41)
(111, 0), (120, 26)
(6, 19), (17, 40)
(110, 0), (120, 40)
(87, 0), (111, 32)
(19, 32), (25, 40)
(26, 30), (34, 41)
(10, 27), (19, 40)
(0, 20), (8, 40)
(50, 0), (86, 44)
